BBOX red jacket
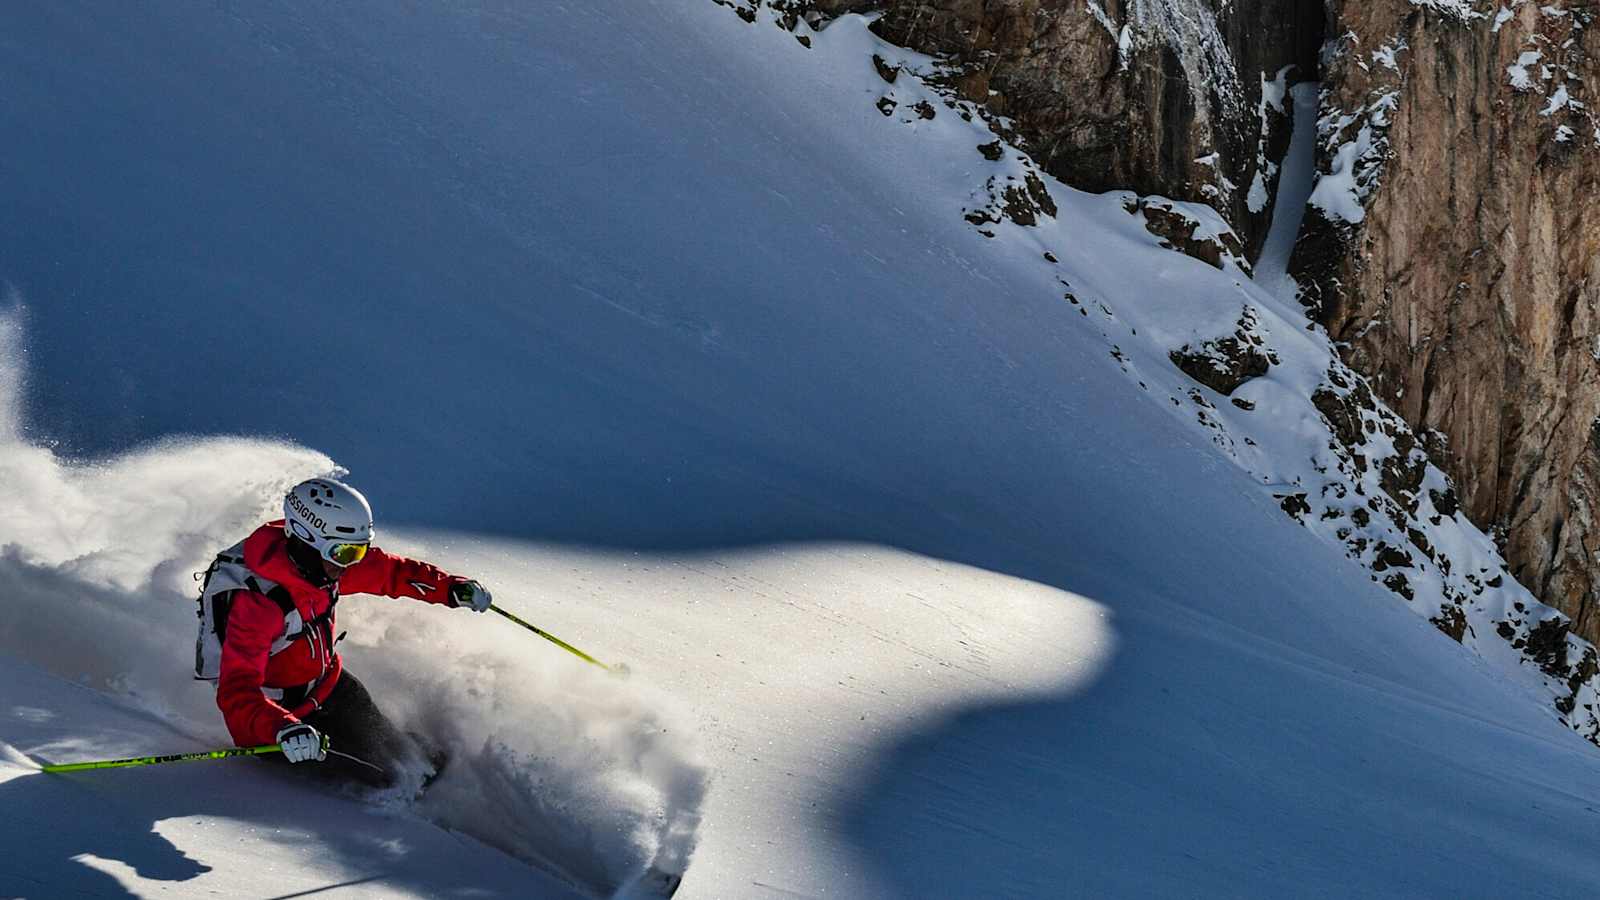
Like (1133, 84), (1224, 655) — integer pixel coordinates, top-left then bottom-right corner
(217, 521), (461, 746)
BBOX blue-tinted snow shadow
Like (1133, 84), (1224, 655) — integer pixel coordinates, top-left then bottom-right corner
(831, 595), (1600, 899)
(0, 0), (1131, 559)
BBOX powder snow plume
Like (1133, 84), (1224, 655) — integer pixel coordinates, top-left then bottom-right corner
(0, 305), (707, 894)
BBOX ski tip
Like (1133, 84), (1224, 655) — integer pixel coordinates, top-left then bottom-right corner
(613, 864), (683, 899)
(609, 662), (632, 679)
(0, 741), (41, 771)
(0, 743), (40, 771)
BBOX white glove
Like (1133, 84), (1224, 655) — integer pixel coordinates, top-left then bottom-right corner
(450, 579), (492, 613)
(276, 723), (327, 763)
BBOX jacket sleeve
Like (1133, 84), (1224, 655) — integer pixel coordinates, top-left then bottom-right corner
(339, 546), (463, 606)
(216, 591), (298, 746)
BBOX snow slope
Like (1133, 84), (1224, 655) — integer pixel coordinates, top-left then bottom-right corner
(3, 1), (1600, 898)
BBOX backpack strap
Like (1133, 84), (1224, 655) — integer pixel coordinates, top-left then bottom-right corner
(242, 576), (297, 619)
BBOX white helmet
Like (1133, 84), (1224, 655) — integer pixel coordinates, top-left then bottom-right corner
(283, 478), (374, 567)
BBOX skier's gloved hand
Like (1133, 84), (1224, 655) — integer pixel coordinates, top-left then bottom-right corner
(449, 579), (492, 613)
(276, 723), (327, 764)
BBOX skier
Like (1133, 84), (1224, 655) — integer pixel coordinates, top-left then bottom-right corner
(194, 477), (492, 787)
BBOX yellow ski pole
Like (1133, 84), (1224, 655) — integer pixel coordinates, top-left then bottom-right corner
(41, 743), (285, 773)
(490, 604), (628, 676)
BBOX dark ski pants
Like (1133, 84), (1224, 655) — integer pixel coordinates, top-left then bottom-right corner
(282, 671), (416, 788)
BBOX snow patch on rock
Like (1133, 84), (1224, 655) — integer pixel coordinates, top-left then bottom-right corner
(1410, 0), (1492, 23)
(1308, 94), (1396, 225)
(1129, 0), (1247, 121)
(1509, 50), (1545, 89)
(1248, 66), (1296, 214)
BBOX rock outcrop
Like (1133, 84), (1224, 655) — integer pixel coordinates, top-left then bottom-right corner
(802, 0), (1326, 258)
(1169, 306), (1278, 394)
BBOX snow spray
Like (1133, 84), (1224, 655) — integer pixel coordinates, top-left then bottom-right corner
(0, 305), (707, 893)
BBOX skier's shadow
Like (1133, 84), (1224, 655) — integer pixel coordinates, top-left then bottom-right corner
(0, 765), (210, 899)
(0, 755), (501, 900)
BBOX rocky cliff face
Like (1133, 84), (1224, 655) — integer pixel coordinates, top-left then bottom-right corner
(803, 0), (1326, 258)
(1295, 1), (1600, 647)
(770, 0), (1600, 656)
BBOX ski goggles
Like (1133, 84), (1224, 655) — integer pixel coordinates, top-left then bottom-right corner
(327, 541), (370, 567)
